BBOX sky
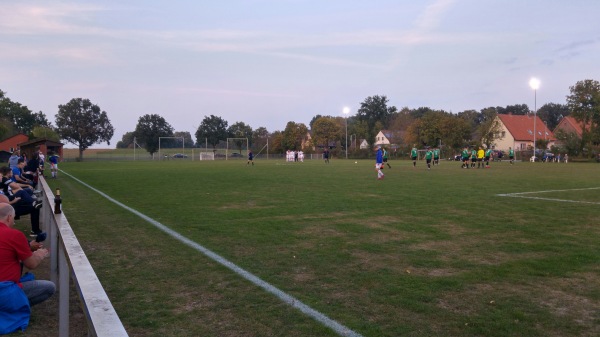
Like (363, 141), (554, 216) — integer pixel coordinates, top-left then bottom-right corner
(1, 0), (599, 148)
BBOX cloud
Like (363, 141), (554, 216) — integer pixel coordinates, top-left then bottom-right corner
(414, 0), (457, 31)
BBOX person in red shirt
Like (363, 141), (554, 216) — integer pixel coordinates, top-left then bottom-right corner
(0, 203), (55, 305)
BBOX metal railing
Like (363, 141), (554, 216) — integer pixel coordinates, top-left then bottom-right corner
(40, 177), (128, 337)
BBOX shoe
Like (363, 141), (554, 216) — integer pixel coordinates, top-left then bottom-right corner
(33, 200), (43, 209)
(30, 231), (39, 237)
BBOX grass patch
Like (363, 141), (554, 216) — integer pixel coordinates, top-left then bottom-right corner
(38, 159), (600, 336)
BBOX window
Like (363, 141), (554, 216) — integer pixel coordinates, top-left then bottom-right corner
(527, 130), (533, 135)
(501, 131), (506, 138)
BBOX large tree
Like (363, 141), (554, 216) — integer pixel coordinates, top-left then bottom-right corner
(134, 114), (174, 156)
(31, 126), (61, 142)
(537, 103), (569, 130)
(311, 117), (342, 151)
(566, 79), (600, 156)
(252, 127), (270, 153)
(55, 98), (114, 160)
(0, 89), (50, 135)
(227, 121), (253, 153)
(281, 121), (308, 151)
(195, 115), (228, 151)
(357, 95), (397, 146)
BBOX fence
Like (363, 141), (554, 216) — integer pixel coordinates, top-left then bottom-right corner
(40, 177), (128, 337)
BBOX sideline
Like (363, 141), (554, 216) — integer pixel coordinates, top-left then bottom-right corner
(59, 170), (364, 337)
(497, 187), (600, 205)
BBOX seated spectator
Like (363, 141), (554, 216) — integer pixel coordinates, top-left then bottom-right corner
(0, 203), (55, 334)
(1, 167), (43, 236)
(12, 159), (35, 188)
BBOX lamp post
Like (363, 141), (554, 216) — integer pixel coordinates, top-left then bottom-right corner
(529, 78), (540, 160)
(343, 107), (350, 159)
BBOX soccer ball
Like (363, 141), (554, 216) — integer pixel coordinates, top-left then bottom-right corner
(355, 161), (358, 164)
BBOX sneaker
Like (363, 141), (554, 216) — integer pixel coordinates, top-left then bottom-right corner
(30, 231), (39, 237)
(33, 200), (43, 209)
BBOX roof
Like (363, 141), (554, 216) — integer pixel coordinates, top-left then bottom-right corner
(18, 138), (64, 147)
(497, 114), (555, 141)
(554, 116), (592, 137)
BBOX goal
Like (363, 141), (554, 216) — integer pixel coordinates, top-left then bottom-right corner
(158, 137), (185, 160)
(198, 152), (215, 161)
(226, 138), (248, 160)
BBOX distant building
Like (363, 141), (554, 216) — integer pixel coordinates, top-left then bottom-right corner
(0, 133), (29, 153)
(553, 116), (592, 139)
(18, 138), (64, 160)
(493, 114), (556, 151)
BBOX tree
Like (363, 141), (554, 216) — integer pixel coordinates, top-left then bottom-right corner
(357, 95), (397, 146)
(252, 127), (270, 152)
(0, 89), (50, 134)
(566, 79), (600, 156)
(173, 131), (195, 148)
(227, 121), (253, 153)
(195, 115), (228, 151)
(281, 121), (308, 151)
(116, 132), (136, 149)
(537, 103), (569, 130)
(311, 117), (341, 151)
(56, 98), (114, 160)
(501, 104), (529, 115)
(478, 108), (501, 148)
(134, 114), (174, 156)
(31, 126), (61, 142)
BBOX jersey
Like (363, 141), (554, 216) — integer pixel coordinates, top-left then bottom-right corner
(411, 148), (418, 158)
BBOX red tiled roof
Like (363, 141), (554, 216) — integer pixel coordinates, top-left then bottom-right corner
(554, 116), (591, 137)
(497, 114), (555, 141)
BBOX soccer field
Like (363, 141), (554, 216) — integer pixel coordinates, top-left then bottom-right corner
(47, 159), (600, 337)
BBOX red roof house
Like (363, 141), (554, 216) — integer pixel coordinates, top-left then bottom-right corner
(553, 116), (592, 138)
(492, 114), (555, 151)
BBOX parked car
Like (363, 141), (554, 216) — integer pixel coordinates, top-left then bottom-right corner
(172, 153), (188, 158)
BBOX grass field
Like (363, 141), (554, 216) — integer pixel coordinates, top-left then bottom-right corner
(40, 158), (600, 337)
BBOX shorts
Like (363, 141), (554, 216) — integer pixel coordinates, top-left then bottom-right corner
(471, 158), (476, 162)
(375, 163), (383, 169)
(509, 156), (514, 160)
(485, 157), (490, 161)
(51, 163), (58, 170)
(383, 158), (388, 162)
(411, 156), (417, 161)
(426, 159), (432, 164)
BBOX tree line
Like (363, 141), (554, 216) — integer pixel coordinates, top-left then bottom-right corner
(2, 78), (599, 160)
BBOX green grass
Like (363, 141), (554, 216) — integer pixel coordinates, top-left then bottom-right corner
(44, 159), (600, 337)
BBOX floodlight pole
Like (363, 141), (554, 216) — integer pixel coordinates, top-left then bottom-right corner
(343, 107), (350, 159)
(529, 78), (540, 160)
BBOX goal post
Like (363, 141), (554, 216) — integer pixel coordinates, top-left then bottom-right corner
(158, 137), (185, 160)
(226, 138), (249, 160)
(198, 152), (215, 161)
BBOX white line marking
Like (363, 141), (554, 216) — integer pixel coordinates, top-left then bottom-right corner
(60, 171), (364, 337)
(497, 187), (600, 205)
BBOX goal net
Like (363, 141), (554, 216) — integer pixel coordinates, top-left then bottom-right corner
(158, 137), (185, 160)
(198, 152), (215, 161)
(226, 138), (248, 160)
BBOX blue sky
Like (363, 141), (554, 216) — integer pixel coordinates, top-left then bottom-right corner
(1, 0), (599, 148)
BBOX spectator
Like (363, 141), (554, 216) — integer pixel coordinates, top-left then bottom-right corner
(12, 159), (34, 188)
(8, 151), (20, 170)
(1, 167), (43, 236)
(0, 203), (55, 333)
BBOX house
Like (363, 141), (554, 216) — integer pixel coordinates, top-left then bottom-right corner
(553, 116), (592, 139)
(359, 139), (369, 149)
(492, 114), (556, 151)
(0, 133), (29, 153)
(374, 130), (392, 146)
